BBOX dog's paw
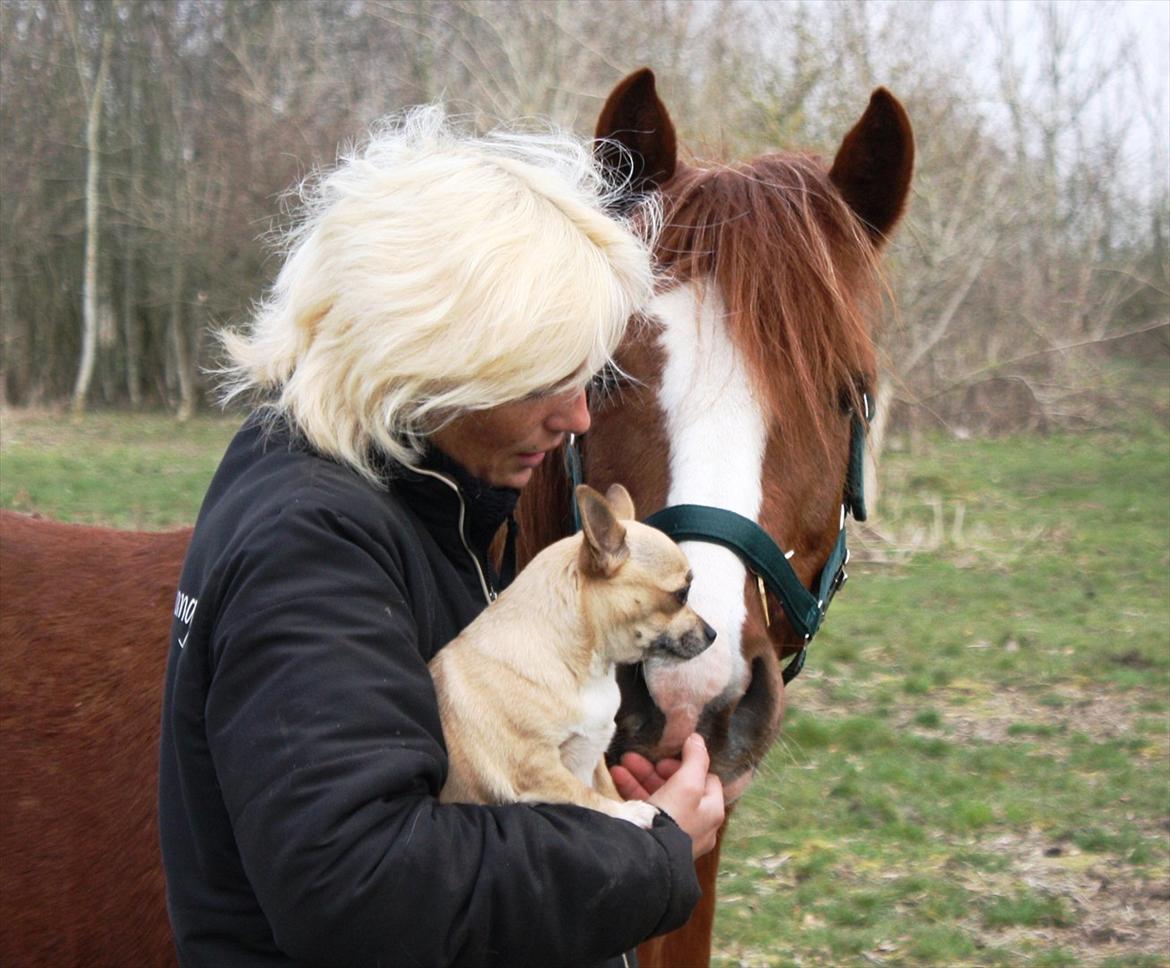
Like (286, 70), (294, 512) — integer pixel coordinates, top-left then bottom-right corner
(614, 800), (659, 829)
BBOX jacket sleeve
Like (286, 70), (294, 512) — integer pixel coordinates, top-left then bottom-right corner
(204, 501), (700, 967)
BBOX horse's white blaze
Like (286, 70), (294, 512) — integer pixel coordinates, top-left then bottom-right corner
(647, 280), (769, 752)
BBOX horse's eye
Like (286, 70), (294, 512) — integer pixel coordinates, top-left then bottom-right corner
(840, 379), (871, 416)
(674, 585), (690, 606)
(589, 363), (633, 404)
(589, 365), (615, 396)
(838, 385), (855, 414)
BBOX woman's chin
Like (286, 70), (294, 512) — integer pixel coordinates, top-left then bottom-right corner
(497, 453), (548, 489)
(491, 465), (535, 490)
(509, 471), (535, 490)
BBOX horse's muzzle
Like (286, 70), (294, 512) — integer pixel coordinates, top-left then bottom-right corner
(609, 645), (783, 783)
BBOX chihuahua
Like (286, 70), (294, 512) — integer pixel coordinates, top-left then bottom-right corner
(428, 483), (716, 827)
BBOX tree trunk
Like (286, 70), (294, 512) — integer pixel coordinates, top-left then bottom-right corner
(864, 375), (895, 515)
(70, 26), (112, 416)
(122, 30), (142, 409)
(122, 233), (141, 408)
(168, 256), (194, 422)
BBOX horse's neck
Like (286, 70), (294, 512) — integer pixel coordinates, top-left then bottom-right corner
(510, 449), (574, 569)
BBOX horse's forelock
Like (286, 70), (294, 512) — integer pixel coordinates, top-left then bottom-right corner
(656, 153), (880, 448)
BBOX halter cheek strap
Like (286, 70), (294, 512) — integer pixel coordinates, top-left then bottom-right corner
(845, 390), (871, 523)
(643, 505), (849, 643)
(565, 431), (586, 533)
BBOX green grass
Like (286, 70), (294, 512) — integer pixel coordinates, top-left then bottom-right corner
(715, 403), (1170, 965)
(0, 409), (239, 527)
(2, 398), (1168, 966)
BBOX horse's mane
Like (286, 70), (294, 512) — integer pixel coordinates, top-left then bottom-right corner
(656, 152), (881, 446)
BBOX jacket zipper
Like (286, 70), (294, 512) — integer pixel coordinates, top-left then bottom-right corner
(410, 466), (496, 605)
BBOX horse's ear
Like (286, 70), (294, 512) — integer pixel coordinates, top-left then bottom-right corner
(595, 68), (678, 203)
(829, 88), (914, 244)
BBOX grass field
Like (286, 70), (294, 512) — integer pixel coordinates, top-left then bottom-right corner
(715, 410), (1170, 967)
(2, 398), (1168, 967)
(0, 409), (240, 528)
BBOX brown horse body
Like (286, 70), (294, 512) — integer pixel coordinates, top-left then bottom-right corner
(0, 70), (911, 966)
(0, 514), (189, 965)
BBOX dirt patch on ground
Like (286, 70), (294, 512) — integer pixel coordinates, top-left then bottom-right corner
(797, 673), (1163, 751)
(954, 826), (1170, 964)
(780, 677), (1170, 964)
(906, 683), (1163, 749)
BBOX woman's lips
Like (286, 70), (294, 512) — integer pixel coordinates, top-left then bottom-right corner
(515, 451), (548, 468)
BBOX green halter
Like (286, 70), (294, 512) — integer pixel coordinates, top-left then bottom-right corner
(568, 394), (870, 685)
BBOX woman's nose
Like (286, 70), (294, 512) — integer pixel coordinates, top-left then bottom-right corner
(545, 388), (591, 436)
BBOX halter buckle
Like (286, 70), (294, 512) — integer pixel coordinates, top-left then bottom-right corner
(755, 574), (771, 628)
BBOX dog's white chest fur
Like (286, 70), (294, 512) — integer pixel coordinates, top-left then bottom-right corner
(561, 663), (621, 787)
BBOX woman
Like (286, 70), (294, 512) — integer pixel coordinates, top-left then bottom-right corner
(158, 106), (724, 967)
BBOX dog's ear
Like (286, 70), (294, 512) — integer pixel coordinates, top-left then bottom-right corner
(605, 483), (636, 521)
(576, 484), (630, 577)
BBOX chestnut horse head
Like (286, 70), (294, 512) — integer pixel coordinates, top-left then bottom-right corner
(521, 69), (913, 793)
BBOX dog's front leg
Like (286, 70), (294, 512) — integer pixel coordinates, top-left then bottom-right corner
(592, 758), (623, 801)
(520, 752), (659, 829)
(592, 758), (661, 828)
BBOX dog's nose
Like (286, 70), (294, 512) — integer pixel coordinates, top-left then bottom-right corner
(702, 621), (717, 644)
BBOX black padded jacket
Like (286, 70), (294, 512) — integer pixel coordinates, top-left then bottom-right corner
(158, 416), (700, 968)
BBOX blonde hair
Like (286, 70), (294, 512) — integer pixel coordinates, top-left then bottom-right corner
(219, 105), (657, 483)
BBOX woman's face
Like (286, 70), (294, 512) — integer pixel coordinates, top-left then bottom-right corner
(432, 387), (591, 489)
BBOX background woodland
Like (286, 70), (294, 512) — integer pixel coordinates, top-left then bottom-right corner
(2, 0), (1167, 468)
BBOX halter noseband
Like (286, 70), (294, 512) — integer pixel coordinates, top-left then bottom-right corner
(566, 393), (870, 685)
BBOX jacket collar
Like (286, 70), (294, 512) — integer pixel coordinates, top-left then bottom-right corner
(394, 444), (519, 557)
(252, 412), (518, 566)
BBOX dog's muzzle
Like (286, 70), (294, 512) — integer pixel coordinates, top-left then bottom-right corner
(649, 620), (716, 661)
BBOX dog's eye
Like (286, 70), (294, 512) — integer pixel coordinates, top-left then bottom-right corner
(673, 585), (690, 606)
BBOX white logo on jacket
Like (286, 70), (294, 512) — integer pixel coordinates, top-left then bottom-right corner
(173, 590), (199, 648)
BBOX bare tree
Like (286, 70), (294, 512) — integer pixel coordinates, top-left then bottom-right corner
(61, 0), (113, 415)
(0, 0), (1164, 427)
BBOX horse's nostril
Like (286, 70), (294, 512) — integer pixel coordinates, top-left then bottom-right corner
(703, 621), (717, 643)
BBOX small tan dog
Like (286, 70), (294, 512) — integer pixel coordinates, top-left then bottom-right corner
(429, 483), (716, 827)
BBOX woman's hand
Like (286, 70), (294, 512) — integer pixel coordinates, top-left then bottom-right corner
(610, 734), (724, 858)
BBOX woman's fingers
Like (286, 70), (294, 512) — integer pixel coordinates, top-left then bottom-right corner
(611, 751), (682, 798)
(646, 735), (725, 858)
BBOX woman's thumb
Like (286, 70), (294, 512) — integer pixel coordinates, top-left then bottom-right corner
(679, 733), (710, 778)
